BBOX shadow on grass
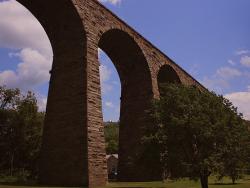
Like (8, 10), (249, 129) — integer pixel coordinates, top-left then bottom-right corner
(0, 182), (86, 188)
(209, 183), (242, 186)
(0, 181), (37, 186)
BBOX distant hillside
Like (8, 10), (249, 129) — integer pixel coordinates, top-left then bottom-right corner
(104, 121), (119, 127)
(104, 122), (119, 154)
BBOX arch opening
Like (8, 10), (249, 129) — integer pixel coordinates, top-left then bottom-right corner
(98, 29), (158, 181)
(99, 49), (120, 181)
(157, 65), (181, 95)
(99, 49), (121, 123)
(0, 0), (53, 108)
(0, 0), (54, 180)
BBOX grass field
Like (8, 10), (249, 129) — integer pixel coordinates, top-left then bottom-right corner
(0, 176), (250, 188)
(106, 176), (250, 188)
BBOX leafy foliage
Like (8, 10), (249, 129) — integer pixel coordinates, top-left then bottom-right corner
(144, 84), (250, 188)
(0, 86), (44, 181)
(104, 122), (119, 154)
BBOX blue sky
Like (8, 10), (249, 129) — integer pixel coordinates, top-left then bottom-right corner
(0, 0), (250, 120)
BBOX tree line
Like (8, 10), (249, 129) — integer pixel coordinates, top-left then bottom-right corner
(0, 84), (250, 188)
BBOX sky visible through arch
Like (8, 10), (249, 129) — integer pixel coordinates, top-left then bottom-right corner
(0, 0), (250, 121)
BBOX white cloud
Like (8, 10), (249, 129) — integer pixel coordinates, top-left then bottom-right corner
(105, 101), (114, 108)
(201, 76), (230, 94)
(0, 0), (53, 111)
(0, 48), (52, 90)
(236, 50), (249, 56)
(99, 49), (114, 94)
(228, 59), (236, 66)
(0, 70), (18, 87)
(99, 65), (113, 94)
(216, 67), (242, 79)
(37, 95), (47, 112)
(100, 64), (112, 83)
(0, 0), (53, 89)
(225, 91), (250, 120)
(0, 0), (52, 57)
(240, 56), (250, 67)
(98, 0), (122, 5)
(99, 64), (113, 93)
(101, 83), (113, 94)
(202, 67), (242, 93)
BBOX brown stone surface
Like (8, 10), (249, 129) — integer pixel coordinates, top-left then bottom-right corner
(16, 0), (205, 187)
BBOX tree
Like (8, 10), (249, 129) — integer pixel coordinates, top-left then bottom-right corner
(216, 117), (250, 184)
(104, 122), (119, 154)
(144, 83), (249, 188)
(0, 86), (22, 176)
(0, 86), (44, 180)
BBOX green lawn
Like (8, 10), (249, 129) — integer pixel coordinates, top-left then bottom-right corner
(0, 177), (250, 188)
(106, 177), (250, 188)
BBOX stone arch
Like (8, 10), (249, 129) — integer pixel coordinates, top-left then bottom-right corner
(157, 64), (181, 95)
(16, 0), (88, 186)
(98, 29), (157, 181)
(98, 29), (153, 98)
(5, 0), (204, 187)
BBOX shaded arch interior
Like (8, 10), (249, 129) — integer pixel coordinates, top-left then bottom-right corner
(98, 29), (152, 93)
(157, 65), (181, 95)
(16, 0), (88, 186)
(99, 29), (158, 181)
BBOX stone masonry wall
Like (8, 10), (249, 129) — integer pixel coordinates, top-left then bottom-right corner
(75, 0), (205, 186)
(16, 0), (205, 187)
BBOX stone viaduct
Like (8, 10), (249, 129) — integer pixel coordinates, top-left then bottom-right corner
(15, 0), (204, 187)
